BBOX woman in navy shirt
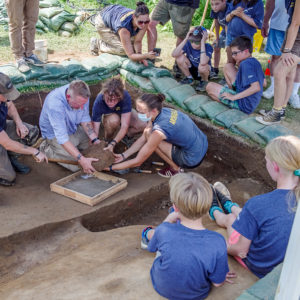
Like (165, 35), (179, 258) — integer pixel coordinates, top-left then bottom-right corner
(91, 2), (156, 65)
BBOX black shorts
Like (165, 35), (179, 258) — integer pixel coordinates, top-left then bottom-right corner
(189, 65), (201, 80)
(171, 145), (205, 169)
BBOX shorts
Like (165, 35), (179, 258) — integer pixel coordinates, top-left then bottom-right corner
(282, 30), (300, 58)
(171, 145), (205, 169)
(219, 86), (240, 110)
(151, 0), (195, 39)
(189, 64), (212, 80)
(265, 28), (285, 56)
(214, 30), (226, 49)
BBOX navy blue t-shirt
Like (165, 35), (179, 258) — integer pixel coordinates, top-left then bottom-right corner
(285, 0), (300, 32)
(183, 41), (213, 68)
(235, 57), (264, 114)
(210, 2), (229, 28)
(232, 189), (296, 278)
(226, 0), (264, 40)
(0, 102), (8, 132)
(148, 222), (229, 300)
(166, 0), (200, 9)
(100, 5), (139, 36)
(152, 108), (208, 167)
(92, 91), (132, 122)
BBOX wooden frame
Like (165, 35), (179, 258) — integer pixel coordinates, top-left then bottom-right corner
(50, 171), (128, 206)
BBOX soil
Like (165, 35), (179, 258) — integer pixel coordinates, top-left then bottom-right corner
(81, 141), (115, 172)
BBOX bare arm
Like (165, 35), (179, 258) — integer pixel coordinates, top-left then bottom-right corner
(172, 28), (193, 58)
(200, 32), (210, 66)
(221, 81), (261, 101)
(239, 12), (259, 29)
(284, 0), (300, 50)
(261, 0), (275, 37)
(92, 121), (101, 137)
(227, 234), (251, 258)
(81, 121), (99, 142)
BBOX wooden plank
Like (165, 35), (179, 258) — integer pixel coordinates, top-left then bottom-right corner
(50, 171), (128, 206)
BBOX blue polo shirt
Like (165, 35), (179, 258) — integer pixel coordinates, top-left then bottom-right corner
(92, 91), (132, 122)
(210, 3), (229, 28)
(236, 57), (264, 114)
(232, 189), (296, 278)
(0, 102), (8, 133)
(227, 0), (264, 40)
(39, 84), (91, 145)
(183, 41), (213, 68)
(100, 5), (139, 37)
(152, 108), (208, 167)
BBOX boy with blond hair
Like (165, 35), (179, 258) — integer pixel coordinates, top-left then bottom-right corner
(141, 172), (234, 299)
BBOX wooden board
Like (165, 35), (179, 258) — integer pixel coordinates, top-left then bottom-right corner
(50, 171), (128, 206)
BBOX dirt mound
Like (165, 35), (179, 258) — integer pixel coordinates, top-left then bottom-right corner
(82, 141), (115, 171)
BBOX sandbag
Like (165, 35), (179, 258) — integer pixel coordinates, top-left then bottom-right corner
(215, 109), (248, 129)
(36, 19), (47, 31)
(60, 59), (88, 77)
(50, 11), (76, 32)
(60, 22), (77, 33)
(99, 70), (119, 80)
(233, 117), (266, 145)
(167, 85), (196, 109)
(183, 94), (211, 113)
(201, 102), (229, 120)
(58, 30), (72, 37)
(93, 54), (122, 74)
(76, 74), (103, 83)
(141, 67), (172, 78)
(0, 64), (26, 84)
(39, 7), (63, 19)
(81, 58), (107, 75)
(256, 124), (293, 143)
(121, 59), (150, 74)
(22, 65), (50, 81)
(150, 76), (180, 94)
(40, 64), (69, 80)
(14, 79), (69, 90)
(39, 16), (52, 30)
(39, 0), (61, 8)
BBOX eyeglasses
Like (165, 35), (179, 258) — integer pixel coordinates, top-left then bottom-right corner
(232, 50), (243, 56)
(137, 20), (150, 25)
(106, 93), (121, 102)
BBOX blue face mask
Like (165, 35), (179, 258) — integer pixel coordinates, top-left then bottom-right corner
(138, 113), (151, 122)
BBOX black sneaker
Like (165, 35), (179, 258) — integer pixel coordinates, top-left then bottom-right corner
(25, 54), (45, 66)
(256, 108), (282, 125)
(0, 178), (15, 186)
(259, 108), (285, 119)
(9, 155), (31, 174)
(195, 80), (208, 92)
(213, 182), (239, 214)
(210, 68), (219, 79)
(180, 77), (194, 85)
(209, 186), (223, 221)
(218, 77), (227, 85)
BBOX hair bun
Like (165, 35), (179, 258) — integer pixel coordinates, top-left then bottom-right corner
(157, 93), (165, 102)
(136, 1), (145, 6)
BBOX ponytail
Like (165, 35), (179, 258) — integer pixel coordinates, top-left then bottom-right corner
(135, 1), (149, 17)
(138, 93), (165, 112)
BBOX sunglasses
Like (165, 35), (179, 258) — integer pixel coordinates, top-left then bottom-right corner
(232, 50), (243, 56)
(137, 20), (150, 25)
(191, 40), (201, 45)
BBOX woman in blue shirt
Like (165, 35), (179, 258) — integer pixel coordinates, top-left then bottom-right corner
(108, 93), (208, 177)
(91, 2), (156, 65)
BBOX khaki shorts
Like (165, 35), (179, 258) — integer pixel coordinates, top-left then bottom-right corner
(150, 0), (195, 39)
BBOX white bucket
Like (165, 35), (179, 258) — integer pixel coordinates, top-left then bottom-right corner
(33, 39), (48, 63)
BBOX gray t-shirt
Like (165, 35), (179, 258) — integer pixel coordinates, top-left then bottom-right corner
(270, 0), (289, 31)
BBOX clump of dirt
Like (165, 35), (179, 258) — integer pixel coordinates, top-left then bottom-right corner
(82, 141), (115, 171)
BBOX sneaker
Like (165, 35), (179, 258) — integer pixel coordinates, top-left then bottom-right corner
(262, 85), (274, 99)
(25, 54), (45, 66)
(195, 80), (208, 92)
(158, 167), (183, 178)
(22, 126), (40, 146)
(180, 77), (194, 85)
(141, 226), (153, 250)
(218, 77), (227, 85)
(209, 186), (223, 221)
(256, 108), (282, 125)
(16, 58), (30, 73)
(90, 37), (99, 56)
(259, 108), (285, 119)
(0, 178), (15, 186)
(8, 155), (31, 174)
(289, 94), (300, 109)
(213, 182), (239, 214)
(210, 68), (219, 79)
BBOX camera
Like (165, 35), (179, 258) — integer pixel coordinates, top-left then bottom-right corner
(153, 48), (161, 56)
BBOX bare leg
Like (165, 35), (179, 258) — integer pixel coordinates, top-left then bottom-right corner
(198, 64), (210, 81)
(214, 47), (221, 69)
(127, 109), (147, 137)
(270, 55), (281, 76)
(223, 63), (238, 88)
(103, 113), (120, 140)
(176, 36), (183, 47)
(176, 54), (192, 77)
(226, 46), (234, 64)
(147, 21), (159, 52)
(206, 82), (224, 101)
(213, 210), (237, 238)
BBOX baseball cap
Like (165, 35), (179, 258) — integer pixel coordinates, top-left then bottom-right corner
(189, 26), (207, 42)
(0, 72), (20, 101)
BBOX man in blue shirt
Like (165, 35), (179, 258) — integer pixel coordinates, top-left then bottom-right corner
(0, 73), (47, 186)
(206, 36), (265, 114)
(39, 80), (100, 174)
(172, 26), (214, 92)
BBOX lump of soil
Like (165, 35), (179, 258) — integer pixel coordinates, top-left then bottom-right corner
(82, 141), (115, 171)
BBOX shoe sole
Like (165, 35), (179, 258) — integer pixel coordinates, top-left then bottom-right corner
(141, 241), (148, 250)
(157, 171), (173, 178)
(255, 116), (281, 125)
(213, 182), (231, 200)
(259, 110), (285, 119)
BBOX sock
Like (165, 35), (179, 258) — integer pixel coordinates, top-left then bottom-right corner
(273, 106), (283, 111)
(187, 75), (193, 79)
(268, 76), (274, 90)
(292, 82), (300, 96)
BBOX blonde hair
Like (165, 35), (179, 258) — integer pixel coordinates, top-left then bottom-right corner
(169, 172), (212, 219)
(265, 135), (300, 205)
(69, 80), (90, 98)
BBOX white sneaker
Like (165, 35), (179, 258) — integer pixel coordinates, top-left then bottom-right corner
(289, 94), (300, 109)
(262, 85), (274, 99)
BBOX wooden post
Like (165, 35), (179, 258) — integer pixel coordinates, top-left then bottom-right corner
(275, 202), (300, 299)
(200, 0), (210, 26)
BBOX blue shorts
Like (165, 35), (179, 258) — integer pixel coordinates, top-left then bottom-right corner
(265, 28), (285, 56)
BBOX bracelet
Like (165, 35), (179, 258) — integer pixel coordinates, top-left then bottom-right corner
(109, 165), (113, 171)
(109, 139), (117, 146)
(91, 137), (99, 144)
(76, 154), (82, 161)
(282, 48), (291, 53)
(121, 153), (126, 160)
(34, 150), (40, 157)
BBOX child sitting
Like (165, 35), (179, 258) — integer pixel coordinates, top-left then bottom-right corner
(210, 0), (229, 78)
(209, 135), (299, 278)
(172, 26), (213, 92)
(141, 172), (234, 299)
(206, 36), (265, 114)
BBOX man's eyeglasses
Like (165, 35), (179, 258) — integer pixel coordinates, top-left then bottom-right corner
(232, 50), (243, 56)
(137, 20), (150, 25)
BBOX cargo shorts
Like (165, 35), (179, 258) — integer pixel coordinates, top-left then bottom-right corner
(150, 0), (195, 39)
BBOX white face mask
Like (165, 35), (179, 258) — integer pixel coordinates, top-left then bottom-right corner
(138, 113), (151, 122)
